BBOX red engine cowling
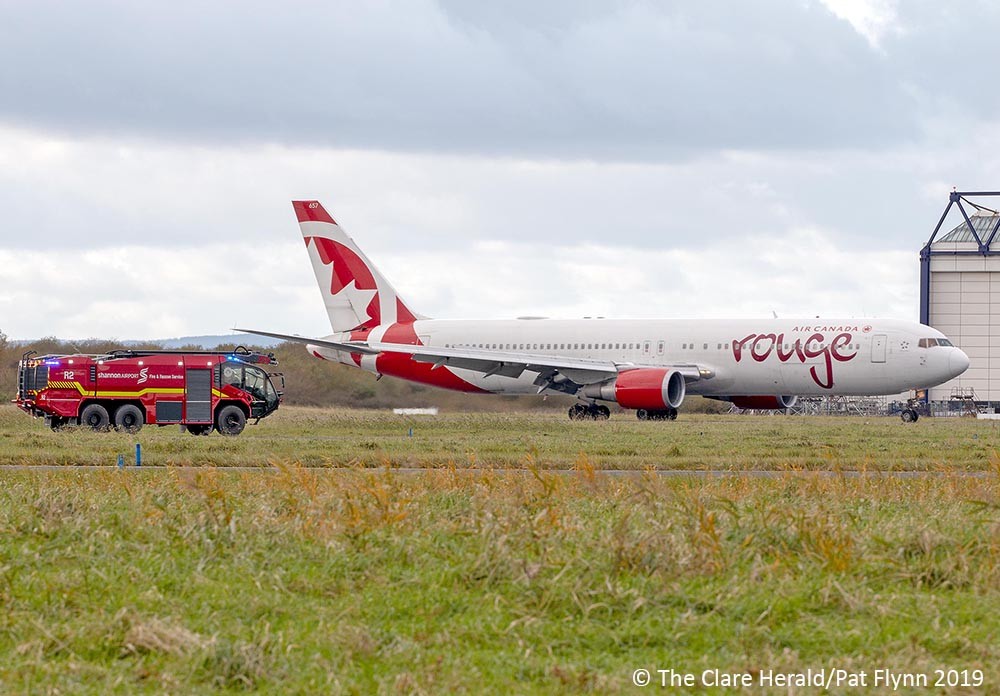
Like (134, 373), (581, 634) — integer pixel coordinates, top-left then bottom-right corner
(729, 395), (798, 410)
(613, 368), (686, 410)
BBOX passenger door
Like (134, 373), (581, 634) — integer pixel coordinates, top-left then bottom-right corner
(871, 335), (887, 363)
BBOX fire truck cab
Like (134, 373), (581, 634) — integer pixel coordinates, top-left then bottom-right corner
(15, 347), (283, 436)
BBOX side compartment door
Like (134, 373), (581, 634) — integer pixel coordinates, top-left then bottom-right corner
(871, 335), (887, 364)
(185, 368), (213, 423)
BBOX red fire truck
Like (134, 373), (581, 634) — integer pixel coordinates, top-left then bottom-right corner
(15, 347), (283, 435)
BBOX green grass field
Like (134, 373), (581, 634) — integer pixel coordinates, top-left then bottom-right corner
(1, 405), (998, 693)
(4, 404), (1000, 470)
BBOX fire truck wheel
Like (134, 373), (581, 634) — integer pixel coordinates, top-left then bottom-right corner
(216, 405), (247, 436)
(113, 404), (144, 433)
(80, 404), (111, 431)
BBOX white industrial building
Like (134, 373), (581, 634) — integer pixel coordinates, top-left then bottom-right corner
(921, 191), (1000, 405)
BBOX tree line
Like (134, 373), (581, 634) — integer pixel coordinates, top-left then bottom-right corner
(0, 331), (726, 413)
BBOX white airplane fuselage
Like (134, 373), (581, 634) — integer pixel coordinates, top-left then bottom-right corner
(311, 317), (967, 398)
(242, 200), (970, 418)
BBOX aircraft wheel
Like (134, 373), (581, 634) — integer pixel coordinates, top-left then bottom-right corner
(636, 409), (649, 421)
(216, 405), (247, 436)
(596, 405), (611, 420)
(186, 424), (212, 436)
(901, 409), (916, 423)
(113, 404), (144, 433)
(666, 408), (678, 421)
(80, 403), (111, 431)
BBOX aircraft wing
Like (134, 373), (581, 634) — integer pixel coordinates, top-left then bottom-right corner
(367, 341), (618, 386)
(237, 328), (710, 395)
(233, 328), (380, 355)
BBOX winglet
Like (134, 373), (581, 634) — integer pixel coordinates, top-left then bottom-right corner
(292, 200), (337, 224)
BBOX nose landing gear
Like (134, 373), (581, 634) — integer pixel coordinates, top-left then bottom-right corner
(568, 403), (611, 420)
(900, 408), (919, 423)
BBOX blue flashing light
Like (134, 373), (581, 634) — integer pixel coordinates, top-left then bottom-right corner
(44, 360), (60, 366)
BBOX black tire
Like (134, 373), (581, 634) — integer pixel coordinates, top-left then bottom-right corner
(636, 409), (649, 421)
(666, 408), (678, 421)
(113, 404), (144, 433)
(910, 409), (919, 422)
(597, 405), (611, 420)
(48, 417), (66, 431)
(186, 424), (212, 436)
(216, 405), (247, 436)
(901, 409), (915, 423)
(80, 403), (110, 431)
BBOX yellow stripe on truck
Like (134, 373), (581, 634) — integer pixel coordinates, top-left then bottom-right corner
(48, 382), (225, 399)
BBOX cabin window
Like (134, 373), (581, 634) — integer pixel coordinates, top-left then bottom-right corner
(703, 343), (708, 350)
(657, 341), (664, 354)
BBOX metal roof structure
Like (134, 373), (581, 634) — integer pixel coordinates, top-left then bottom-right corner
(935, 213), (1000, 244)
(920, 190), (1000, 325)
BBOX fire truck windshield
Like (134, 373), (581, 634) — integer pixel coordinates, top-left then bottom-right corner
(221, 362), (280, 411)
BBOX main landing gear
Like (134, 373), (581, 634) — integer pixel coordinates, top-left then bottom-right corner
(568, 403), (611, 420)
(636, 408), (678, 421)
(900, 408), (919, 423)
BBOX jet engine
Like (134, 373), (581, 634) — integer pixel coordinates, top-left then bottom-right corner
(582, 368), (686, 410)
(729, 395), (798, 410)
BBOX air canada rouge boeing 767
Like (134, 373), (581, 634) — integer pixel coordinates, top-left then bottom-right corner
(240, 201), (969, 422)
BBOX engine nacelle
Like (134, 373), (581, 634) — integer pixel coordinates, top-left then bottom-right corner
(583, 368), (686, 410)
(729, 395), (798, 410)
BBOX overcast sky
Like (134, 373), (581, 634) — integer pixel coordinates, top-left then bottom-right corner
(2, 0), (1000, 340)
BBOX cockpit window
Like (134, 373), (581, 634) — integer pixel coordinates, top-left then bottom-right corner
(919, 338), (953, 348)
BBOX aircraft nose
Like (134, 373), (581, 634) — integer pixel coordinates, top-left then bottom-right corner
(950, 348), (970, 377)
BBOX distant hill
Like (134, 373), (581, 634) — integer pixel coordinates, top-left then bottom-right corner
(157, 334), (285, 349)
(10, 334), (284, 349)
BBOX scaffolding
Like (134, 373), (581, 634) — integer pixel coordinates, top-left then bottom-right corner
(949, 387), (984, 416)
(729, 396), (888, 416)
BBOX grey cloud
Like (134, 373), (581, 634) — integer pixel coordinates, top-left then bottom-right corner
(0, 0), (924, 159)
